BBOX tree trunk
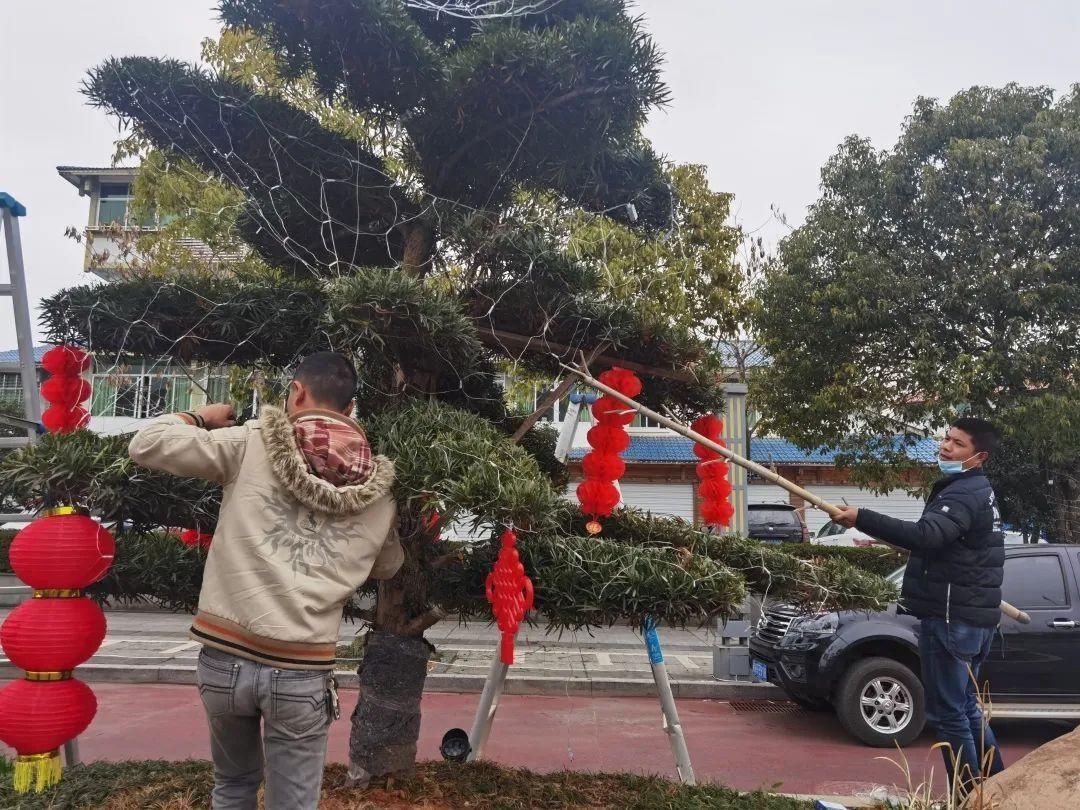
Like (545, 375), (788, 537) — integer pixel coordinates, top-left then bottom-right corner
(347, 629), (432, 787)
(348, 551), (445, 784)
(1051, 472), (1080, 545)
(400, 220), (436, 277)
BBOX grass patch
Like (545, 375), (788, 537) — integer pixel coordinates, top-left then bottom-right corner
(0, 760), (812, 809)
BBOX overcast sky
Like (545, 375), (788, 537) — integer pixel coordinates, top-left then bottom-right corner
(3, 1), (1080, 351)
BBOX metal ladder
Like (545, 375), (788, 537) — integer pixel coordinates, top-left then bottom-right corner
(0, 192), (41, 449)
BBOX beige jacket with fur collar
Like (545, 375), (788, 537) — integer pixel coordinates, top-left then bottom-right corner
(129, 406), (401, 670)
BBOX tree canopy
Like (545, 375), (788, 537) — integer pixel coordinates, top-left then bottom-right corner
(755, 84), (1080, 540)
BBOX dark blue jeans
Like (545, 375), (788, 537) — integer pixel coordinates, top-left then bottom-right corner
(919, 617), (1005, 788)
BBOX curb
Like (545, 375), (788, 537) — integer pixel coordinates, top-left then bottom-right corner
(1, 662), (781, 699)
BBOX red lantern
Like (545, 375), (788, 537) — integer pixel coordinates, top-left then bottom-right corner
(1, 598), (106, 672)
(484, 528), (534, 665)
(39, 377), (92, 409)
(40, 405), (90, 434)
(40, 346), (91, 377)
(591, 396), (634, 426)
(599, 367), (643, 398)
(10, 512), (116, 590)
(700, 499), (735, 527)
(699, 477), (734, 501)
(0, 677), (97, 753)
(576, 478), (621, 519)
(692, 413), (733, 529)
(586, 424), (631, 454)
(582, 451), (626, 481)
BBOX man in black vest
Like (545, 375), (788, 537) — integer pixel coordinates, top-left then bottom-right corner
(835, 417), (1006, 789)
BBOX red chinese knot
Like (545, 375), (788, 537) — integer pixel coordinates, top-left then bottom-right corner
(484, 528), (534, 665)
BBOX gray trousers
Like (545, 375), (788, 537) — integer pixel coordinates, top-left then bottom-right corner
(196, 646), (335, 810)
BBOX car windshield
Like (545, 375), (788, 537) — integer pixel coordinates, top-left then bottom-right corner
(749, 508), (797, 525)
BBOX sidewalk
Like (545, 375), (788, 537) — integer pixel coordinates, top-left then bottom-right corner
(0, 609), (778, 698)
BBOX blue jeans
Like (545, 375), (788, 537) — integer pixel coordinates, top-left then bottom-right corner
(196, 647), (335, 810)
(919, 618), (1005, 788)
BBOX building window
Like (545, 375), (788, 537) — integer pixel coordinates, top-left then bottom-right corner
(96, 182), (159, 229)
(0, 372), (23, 407)
(90, 364), (208, 418)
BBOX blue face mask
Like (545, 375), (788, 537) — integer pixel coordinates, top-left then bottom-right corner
(938, 454), (979, 475)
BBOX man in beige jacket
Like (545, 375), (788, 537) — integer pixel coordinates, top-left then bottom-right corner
(129, 352), (402, 810)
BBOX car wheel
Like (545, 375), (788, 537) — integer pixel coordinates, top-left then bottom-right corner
(835, 656), (925, 747)
(789, 694), (831, 712)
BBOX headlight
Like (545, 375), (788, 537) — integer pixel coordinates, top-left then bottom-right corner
(784, 612), (839, 641)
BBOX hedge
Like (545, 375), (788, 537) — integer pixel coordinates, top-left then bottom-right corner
(779, 543), (907, 578)
(0, 528), (906, 614)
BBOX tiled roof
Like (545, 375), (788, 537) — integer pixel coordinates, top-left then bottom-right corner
(569, 434), (938, 465)
(0, 346), (50, 366)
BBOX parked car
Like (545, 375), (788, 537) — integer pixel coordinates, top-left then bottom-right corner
(747, 503), (807, 544)
(811, 520), (880, 547)
(750, 544), (1080, 747)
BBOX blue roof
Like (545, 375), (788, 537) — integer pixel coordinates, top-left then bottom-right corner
(0, 346), (50, 365)
(570, 435), (939, 465)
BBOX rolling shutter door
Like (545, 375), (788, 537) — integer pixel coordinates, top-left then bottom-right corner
(617, 482), (695, 521)
(803, 486), (925, 533)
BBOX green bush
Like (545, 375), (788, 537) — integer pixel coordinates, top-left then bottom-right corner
(0, 529), (15, 573)
(779, 543), (907, 578)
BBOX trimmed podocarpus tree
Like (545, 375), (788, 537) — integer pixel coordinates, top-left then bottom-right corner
(14, 0), (895, 785)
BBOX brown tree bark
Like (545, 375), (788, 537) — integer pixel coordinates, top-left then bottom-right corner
(400, 219), (436, 277)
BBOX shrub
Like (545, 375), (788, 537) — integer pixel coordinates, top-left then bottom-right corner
(779, 543), (907, 578)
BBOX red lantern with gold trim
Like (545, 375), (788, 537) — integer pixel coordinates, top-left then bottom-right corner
(10, 513), (115, 590)
(1, 598), (106, 672)
(577, 368), (641, 534)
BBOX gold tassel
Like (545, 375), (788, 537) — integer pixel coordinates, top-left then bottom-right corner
(13, 751), (62, 793)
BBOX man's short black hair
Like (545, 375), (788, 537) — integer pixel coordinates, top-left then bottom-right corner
(951, 417), (1000, 456)
(293, 352), (358, 410)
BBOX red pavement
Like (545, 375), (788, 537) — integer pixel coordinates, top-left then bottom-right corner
(4, 684), (1070, 797)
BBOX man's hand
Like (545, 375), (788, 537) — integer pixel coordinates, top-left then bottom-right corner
(834, 506), (859, 528)
(198, 404), (237, 430)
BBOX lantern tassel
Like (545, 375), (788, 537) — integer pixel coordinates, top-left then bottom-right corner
(13, 751), (62, 793)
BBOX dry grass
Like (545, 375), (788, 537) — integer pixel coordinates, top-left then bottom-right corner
(0, 760), (811, 810)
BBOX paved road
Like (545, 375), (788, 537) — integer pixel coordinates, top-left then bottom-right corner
(1, 682), (1069, 801)
(0, 609), (763, 697)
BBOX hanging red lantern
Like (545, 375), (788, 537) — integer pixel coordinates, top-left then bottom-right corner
(1, 597), (106, 672)
(40, 405), (90, 434)
(701, 499), (736, 527)
(484, 528), (534, 665)
(586, 424), (631, 454)
(10, 511), (115, 590)
(582, 451), (626, 481)
(692, 413), (734, 530)
(0, 677), (97, 791)
(39, 377), (92, 409)
(577, 368), (640, 535)
(598, 367), (643, 398)
(40, 346), (91, 377)
(591, 396), (634, 426)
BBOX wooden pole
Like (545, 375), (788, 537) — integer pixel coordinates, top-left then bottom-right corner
(562, 362), (1033, 626)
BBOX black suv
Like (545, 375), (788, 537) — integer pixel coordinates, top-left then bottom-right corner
(750, 544), (1080, 747)
(748, 503), (807, 544)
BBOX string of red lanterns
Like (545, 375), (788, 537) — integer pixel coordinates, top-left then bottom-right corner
(0, 345), (114, 793)
(691, 414), (735, 528)
(484, 528), (534, 665)
(576, 367), (641, 535)
(38, 346), (92, 434)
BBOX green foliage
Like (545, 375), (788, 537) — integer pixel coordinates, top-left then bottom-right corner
(755, 84), (1080, 538)
(365, 400), (564, 533)
(87, 532), (207, 612)
(0, 529), (16, 573)
(568, 163), (743, 340)
(777, 543), (907, 578)
(0, 432), (219, 532)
